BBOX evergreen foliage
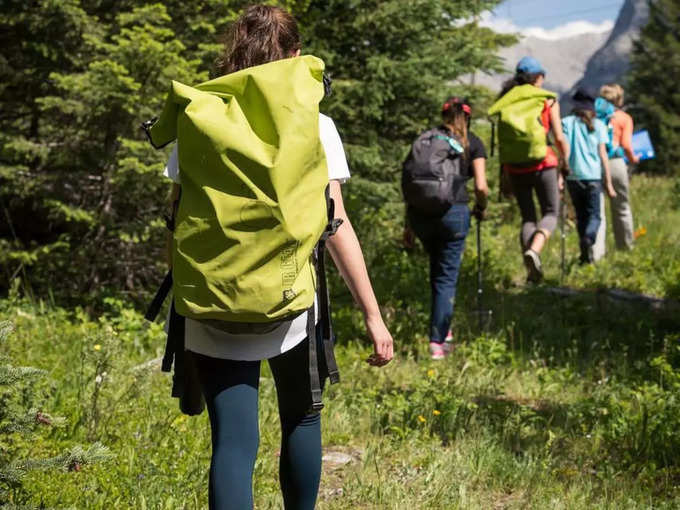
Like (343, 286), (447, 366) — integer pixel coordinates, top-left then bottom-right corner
(0, 320), (112, 504)
(626, 0), (680, 174)
(0, 0), (513, 305)
(300, 0), (514, 181)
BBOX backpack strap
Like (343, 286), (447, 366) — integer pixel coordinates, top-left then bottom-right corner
(306, 299), (324, 412)
(145, 270), (173, 322)
(307, 186), (343, 412)
(145, 187), (181, 322)
(317, 229), (341, 384)
(319, 187), (342, 385)
(323, 74), (332, 97)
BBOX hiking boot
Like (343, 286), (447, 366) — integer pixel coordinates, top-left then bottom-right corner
(429, 342), (446, 360)
(523, 249), (543, 283)
(579, 238), (595, 265)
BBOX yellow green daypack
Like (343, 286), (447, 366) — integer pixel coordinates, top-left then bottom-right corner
(146, 55), (330, 323)
(488, 84), (557, 165)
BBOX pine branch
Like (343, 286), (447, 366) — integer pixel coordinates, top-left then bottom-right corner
(0, 365), (46, 386)
(0, 408), (66, 435)
(22, 442), (114, 473)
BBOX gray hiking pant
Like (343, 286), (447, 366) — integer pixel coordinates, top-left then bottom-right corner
(509, 167), (560, 250)
(592, 157), (635, 258)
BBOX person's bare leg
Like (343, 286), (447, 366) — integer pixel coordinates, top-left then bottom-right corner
(530, 230), (547, 254)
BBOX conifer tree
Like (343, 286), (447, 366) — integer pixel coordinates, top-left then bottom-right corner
(0, 321), (112, 505)
(627, 0), (680, 174)
(0, 0), (513, 304)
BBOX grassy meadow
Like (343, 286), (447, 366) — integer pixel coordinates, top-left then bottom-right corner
(3, 174), (680, 509)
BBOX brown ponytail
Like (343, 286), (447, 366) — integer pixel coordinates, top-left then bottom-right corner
(442, 107), (469, 157)
(498, 72), (544, 99)
(573, 108), (596, 132)
(215, 5), (301, 76)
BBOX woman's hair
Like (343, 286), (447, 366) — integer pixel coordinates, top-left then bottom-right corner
(599, 83), (624, 108)
(498, 72), (543, 99)
(573, 108), (596, 132)
(441, 99), (470, 155)
(215, 5), (301, 76)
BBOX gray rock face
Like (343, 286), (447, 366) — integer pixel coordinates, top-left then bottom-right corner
(469, 31), (610, 95)
(567, 0), (649, 99)
(466, 0), (650, 105)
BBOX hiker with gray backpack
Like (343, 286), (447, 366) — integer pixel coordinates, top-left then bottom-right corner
(402, 97), (489, 360)
(488, 57), (570, 283)
(143, 6), (393, 509)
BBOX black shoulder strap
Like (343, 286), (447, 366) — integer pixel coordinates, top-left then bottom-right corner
(307, 300), (323, 412)
(145, 270), (172, 322)
(323, 74), (332, 97)
(307, 186), (343, 411)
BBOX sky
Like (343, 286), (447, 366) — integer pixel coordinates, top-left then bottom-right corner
(480, 0), (626, 40)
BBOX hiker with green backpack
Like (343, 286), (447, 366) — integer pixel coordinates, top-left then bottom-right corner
(488, 57), (570, 283)
(144, 6), (393, 509)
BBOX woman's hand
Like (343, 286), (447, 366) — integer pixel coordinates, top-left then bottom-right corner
(364, 314), (394, 367)
(606, 181), (617, 198)
(558, 172), (565, 191)
(325, 180), (394, 368)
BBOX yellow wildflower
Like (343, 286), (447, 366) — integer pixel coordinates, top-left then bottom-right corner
(417, 415), (426, 423)
(93, 344), (102, 351)
(427, 369), (435, 378)
(433, 410), (441, 416)
(633, 226), (647, 239)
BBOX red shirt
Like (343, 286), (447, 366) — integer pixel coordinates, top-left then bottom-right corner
(504, 100), (558, 174)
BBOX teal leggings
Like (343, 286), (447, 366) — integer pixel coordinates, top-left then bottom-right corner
(193, 336), (326, 510)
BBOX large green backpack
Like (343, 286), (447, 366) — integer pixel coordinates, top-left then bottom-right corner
(488, 84), (557, 165)
(146, 55), (330, 324)
(143, 55), (340, 411)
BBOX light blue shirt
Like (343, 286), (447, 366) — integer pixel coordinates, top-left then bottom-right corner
(562, 115), (608, 181)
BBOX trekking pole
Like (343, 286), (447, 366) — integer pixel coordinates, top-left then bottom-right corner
(559, 192), (566, 285)
(476, 218), (483, 331)
(473, 216), (492, 333)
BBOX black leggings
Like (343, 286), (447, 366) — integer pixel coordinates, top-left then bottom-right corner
(193, 336), (327, 510)
(509, 167), (560, 249)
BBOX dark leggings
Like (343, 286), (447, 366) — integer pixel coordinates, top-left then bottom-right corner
(193, 336), (327, 510)
(509, 167), (560, 249)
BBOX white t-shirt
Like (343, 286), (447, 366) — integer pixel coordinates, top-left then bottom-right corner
(164, 113), (350, 360)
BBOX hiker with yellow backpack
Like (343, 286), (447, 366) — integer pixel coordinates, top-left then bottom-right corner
(488, 57), (570, 283)
(143, 6), (393, 509)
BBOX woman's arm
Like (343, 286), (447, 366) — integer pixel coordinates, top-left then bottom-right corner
(472, 157), (489, 219)
(326, 180), (394, 366)
(550, 101), (570, 190)
(620, 113), (639, 164)
(599, 144), (616, 198)
(550, 101), (570, 161)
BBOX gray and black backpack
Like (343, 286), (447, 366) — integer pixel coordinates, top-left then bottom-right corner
(401, 127), (465, 216)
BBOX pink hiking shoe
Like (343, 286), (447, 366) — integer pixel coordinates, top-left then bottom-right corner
(429, 342), (446, 360)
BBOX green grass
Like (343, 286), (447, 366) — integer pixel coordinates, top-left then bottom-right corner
(2, 174), (680, 509)
(482, 174), (680, 299)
